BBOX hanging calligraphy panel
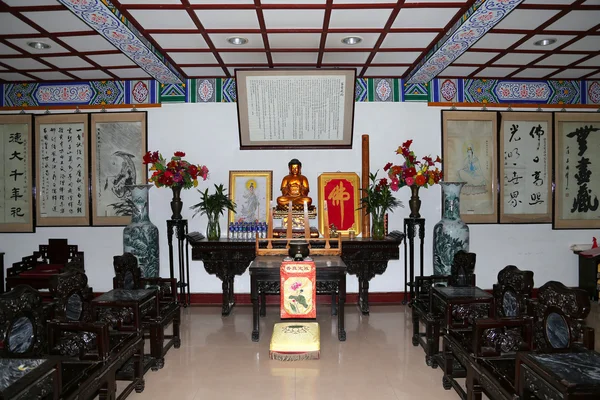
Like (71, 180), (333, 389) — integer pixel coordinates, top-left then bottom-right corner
(35, 113), (89, 227)
(499, 112), (553, 224)
(0, 115), (34, 233)
(228, 170), (273, 226)
(442, 111), (498, 224)
(91, 112), (147, 226)
(554, 113), (600, 229)
(317, 172), (361, 236)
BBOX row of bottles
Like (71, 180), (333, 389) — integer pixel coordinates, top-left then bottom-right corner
(228, 221), (268, 240)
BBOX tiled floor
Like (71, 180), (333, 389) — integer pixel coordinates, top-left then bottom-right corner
(127, 303), (600, 400)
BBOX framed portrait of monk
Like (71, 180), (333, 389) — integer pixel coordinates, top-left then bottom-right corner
(317, 172), (361, 236)
(228, 170), (273, 224)
(554, 112), (600, 229)
(442, 111), (498, 224)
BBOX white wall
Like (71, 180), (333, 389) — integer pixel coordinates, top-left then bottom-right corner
(1, 102), (595, 293)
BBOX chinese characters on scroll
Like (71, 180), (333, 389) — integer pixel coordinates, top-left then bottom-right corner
(38, 123), (86, 218)
(0, 123), (31, 230)
(501, 113), (552, 222)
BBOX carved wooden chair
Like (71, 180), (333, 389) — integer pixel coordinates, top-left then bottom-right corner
(412, 250), (476, 367)
(439, 265), (534, 399)
(113, 252), (181, 370)
(466, 280), (594, 400)
(48, 268), (146, 399)
(0, 284), (116, 400)
(5, 238), (84, 292)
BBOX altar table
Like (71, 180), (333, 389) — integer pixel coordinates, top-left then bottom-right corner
(249, 255), (347, 342)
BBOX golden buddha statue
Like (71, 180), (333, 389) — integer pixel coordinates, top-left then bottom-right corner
(277, 159), (312, 209)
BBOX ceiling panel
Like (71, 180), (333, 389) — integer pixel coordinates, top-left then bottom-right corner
(0, 0), (597, 84)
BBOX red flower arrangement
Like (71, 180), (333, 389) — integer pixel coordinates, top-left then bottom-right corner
(384, 140), (442, 191)
(143, 151), (209, 189)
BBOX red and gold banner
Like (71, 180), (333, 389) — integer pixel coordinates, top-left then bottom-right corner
(317, 172), (361, 236)
(280, 261), (316, 319)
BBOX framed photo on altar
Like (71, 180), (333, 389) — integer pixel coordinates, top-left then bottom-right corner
(235, 69), (356, 150)
(442, 111), (498, 224)
(0, 114), (35, 233)
(228, 170), (273, 224)
(90, 112), (147, 226)
(553, 112), (600, 229)
(317, 172), (361, 236)
(499, 112), (552, 224)
(35, 113), (90, 227)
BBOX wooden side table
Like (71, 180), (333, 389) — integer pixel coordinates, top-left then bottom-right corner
(516, 351), (600, 399)
(91, 288), (159, 332)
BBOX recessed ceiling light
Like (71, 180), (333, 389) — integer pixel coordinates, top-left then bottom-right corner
(227, 36), (248, 45)
(533, 38), (557, 47)
(341, 36), (362, 45)
(27, 41), (51, 50)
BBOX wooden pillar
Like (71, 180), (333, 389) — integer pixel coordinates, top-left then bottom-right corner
(362, 134), (370, 237)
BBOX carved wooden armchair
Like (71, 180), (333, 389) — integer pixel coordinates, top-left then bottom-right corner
(48, 268), (146, 399)
(5, 238), (84, 292)
(0, 284), (116, 400)
(466, 280), (594, 400)
(439, 265), (534, 399)
(412, 250), (476, 367)
(113, 252), (181, 370)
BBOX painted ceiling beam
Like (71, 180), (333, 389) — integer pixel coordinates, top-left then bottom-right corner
(406, 0), (524, 84)
(58, 0), (184, 85)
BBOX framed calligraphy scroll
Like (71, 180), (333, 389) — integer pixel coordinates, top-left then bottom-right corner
(0, 114), (34, 233)
(554, 113), (600, 229)
(228, 170), (273, 224)
(442, 111), (498, 224)
(317, 172), (361, 236)
(91, 112), (147, 226)
(499, 112), (552, 223)
(235, 69), (356, 150)
(35, 113), (89, 227)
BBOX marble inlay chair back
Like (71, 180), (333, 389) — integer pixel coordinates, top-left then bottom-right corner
(0, 285), (46, 357)
(449, 250), (476, 287)
(113, 253), (143, 291)
(49, 269), (93, 323)
(532, 281), (594, 351)
(492, 265), (534, 319)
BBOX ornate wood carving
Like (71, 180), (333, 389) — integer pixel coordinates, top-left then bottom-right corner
(521, 364), (563, 400)
(483, 327), (525, 353)
(492, 265), (534, 318)
(49, 269), (93, 322)
(451, 303), (490, 325)
(450, 250), (476, 286)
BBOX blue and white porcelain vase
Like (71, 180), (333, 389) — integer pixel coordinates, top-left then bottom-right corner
(123, 185), (160, 278)
(433, 182), (469, 276)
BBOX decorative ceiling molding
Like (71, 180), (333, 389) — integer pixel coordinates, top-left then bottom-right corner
(406, 0), (524, 84)
(57, 0), (184, 85)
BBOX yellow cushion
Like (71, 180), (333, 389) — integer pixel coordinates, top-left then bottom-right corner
(269, 322), (320, 361)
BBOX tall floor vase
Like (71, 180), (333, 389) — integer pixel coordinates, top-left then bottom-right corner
(433, 182), (469, 276)
(123, 185), (160, 278)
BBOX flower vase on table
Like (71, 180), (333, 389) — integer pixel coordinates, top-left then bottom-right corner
(170, 185), (183, 220)
(433, 182), (469, 276)
(206, 212), (221, 241)
(123, 185), (160, 278)
(190, 184), (236, 242)
(408, 185), (421, 218)
(360, 172), (402, 240)
(371, 207), (386, 240)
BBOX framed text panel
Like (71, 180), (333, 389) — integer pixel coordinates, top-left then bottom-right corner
(35, 113), (89, 226)
(499, 112), (552, 223)
(0, 115), (34, 233)
(442, 111), (498, 224)
(91, 112), (148, 226)
(228, 170), (273, 224)
(317, 172), (361, 236)
(235, 69), (356, 150)
(554, 113), (600, 229)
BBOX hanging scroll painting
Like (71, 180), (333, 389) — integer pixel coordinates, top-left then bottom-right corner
(554, 113), (600, 229)
(0, 115), (34, 233)
(35, 114), (89, 227)
(499, 112), (552, 223)
(91, 112), (147, 226)
(442, 111), (498, 224)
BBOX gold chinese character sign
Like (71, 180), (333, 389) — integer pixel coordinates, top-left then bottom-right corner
(317, 172), (361, 236)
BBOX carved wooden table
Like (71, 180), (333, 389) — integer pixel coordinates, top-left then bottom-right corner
(516, 351), (600, 400)
(188, 233), (402, 316)
(91, 288), (159, 332)
(249, 255), (347, 342)
(0, 358), (62, 400)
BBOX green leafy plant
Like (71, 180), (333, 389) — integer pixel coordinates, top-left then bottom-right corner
(359, 171), (403, 216)
(190, 183), (236, 218)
